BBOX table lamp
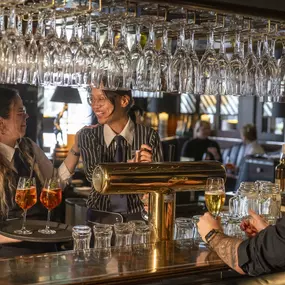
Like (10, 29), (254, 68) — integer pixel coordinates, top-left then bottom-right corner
(50, 86), (82, 159)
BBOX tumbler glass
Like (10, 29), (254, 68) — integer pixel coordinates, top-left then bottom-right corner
(175, 217), (193, 248)
(114, 222), (133, 247)
(192, 215), (205, 245)
(132, 223), (153, 252)
(93, 223), (113, 249)
(72, 225), (91, 251)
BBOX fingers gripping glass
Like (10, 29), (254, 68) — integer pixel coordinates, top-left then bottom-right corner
(205, 177), (226, 218)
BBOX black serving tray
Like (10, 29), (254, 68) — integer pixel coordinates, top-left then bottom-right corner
(0, 220), (73, 243)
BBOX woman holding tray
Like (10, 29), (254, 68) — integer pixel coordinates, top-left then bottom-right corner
(0, 87), (80, 257)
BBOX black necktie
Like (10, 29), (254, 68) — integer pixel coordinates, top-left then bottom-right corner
(110, 135), (128, 213)
(114, 135), (125, 163)
(13, 148), (30, 177)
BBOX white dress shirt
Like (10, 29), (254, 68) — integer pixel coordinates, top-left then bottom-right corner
(244, 141), (265, 156)
(103, 118), (135, 147)
(0, 141), (71, 184)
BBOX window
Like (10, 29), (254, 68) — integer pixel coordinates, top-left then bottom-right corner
(43, 86), (92, 153)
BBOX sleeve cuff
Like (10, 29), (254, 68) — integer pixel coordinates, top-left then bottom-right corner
(238, 239), (250, 272)
(58, 162), (72, 182)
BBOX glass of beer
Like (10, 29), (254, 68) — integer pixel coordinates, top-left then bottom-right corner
(14, 177), (37, 235)
(38, 177), (62, 235)
(205, 177), (226, 218)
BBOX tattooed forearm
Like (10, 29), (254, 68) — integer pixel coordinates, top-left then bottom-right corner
(208, 233), (245, 274)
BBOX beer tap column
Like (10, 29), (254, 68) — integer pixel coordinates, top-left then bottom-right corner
(92, 161), (226, 242)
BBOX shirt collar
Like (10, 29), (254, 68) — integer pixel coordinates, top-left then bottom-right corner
(0, 142), (19, 162)
(103, 118), (135, 147)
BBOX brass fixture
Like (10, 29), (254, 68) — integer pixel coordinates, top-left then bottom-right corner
(92, 161), (226, 242)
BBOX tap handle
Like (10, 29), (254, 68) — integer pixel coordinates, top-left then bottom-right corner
(168, 144), (176, 162)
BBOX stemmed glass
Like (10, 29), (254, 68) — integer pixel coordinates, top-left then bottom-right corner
(130, 21), (143, 90)
(90, 20), (102, 88)
(259, 33), (279, 98)
(187, 27), (201, 95)
(278, 40), (285, 96)
(14, 177), (37, 235)
(168, 20), (192, 94)
(136, 16), (161, 92)
(241, 33), (261, 96)
(205, 177), (226, 218)
(82, 15), (101, 87)
(158, 24), (171, 92)
(38, 177), (62, 235)
(216, 33), (232, 95)
(230, 30), (244, 96)
(23, 13), (38, 85)
(200, 27), (218, 95)
(0, 8), (7, 83)
(5, 6), (18, 84)
(98, 17), (121, 89)
(114, 18), (132, 90)
(15, 12), (26, 84)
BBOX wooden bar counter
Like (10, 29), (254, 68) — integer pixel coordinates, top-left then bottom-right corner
(0, 241), (249, 285)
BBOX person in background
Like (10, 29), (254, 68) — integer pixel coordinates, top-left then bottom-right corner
(78, 88), (163, 223)
(0, 87), (80, 257)
(197, 210), (285, 276)
(240, 124), (264, 156)
(180, 120), (222, 162)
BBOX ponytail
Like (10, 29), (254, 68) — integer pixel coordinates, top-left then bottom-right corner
(128, 105), (144, 124)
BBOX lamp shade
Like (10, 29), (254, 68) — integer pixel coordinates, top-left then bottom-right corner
(272, 103), (285, 118)
(50, 86), (82, 104)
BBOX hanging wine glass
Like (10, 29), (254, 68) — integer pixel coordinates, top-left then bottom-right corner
(216, 33), (232, 96)
(230, 30), (244, 96)
(200, 27), (219, 95)
(187, 27), (201, 95)
(168, 20), (192, 94)
(14, 12), (26, 84)
(130, 20), (143, 90)
(5, 6), (18, 84)
(241, 32), (261, 96)
(136, 16), (161, 92)
(259, 34), (279, 98)
(73, 17), (88, 87)
(90, 20), (102, 88)
(0, 8), (6, 83)
(98, 16), (120, 90)
(278, 40), (285, 97)
(158, 23), (171, 92)
(82, 15), (101, 87)
(114, 18), (132, 90)
(36, 10), (47, 86)
(23, 13), (38, 85)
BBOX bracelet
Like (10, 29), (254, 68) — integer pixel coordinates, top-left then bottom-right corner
(70, 148), (80, 157)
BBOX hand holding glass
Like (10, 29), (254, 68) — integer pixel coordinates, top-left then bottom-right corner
(14, 177), (37, 235)
(38, 178), (62, 235)
(205, 177), (226, 218)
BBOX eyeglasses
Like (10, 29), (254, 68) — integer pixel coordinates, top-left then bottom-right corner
(87, 96), (109, 107)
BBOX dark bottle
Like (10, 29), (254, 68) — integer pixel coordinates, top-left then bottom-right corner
(275, 144), (285, 193)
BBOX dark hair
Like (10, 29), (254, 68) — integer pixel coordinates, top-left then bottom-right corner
(0, 87), (19, 119)
(101, 89), (137, 123)
(241, 124), (257, 142)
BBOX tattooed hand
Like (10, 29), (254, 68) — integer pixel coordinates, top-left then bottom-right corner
(198, 212), (245, 275)
(197, 212), (223, 242)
